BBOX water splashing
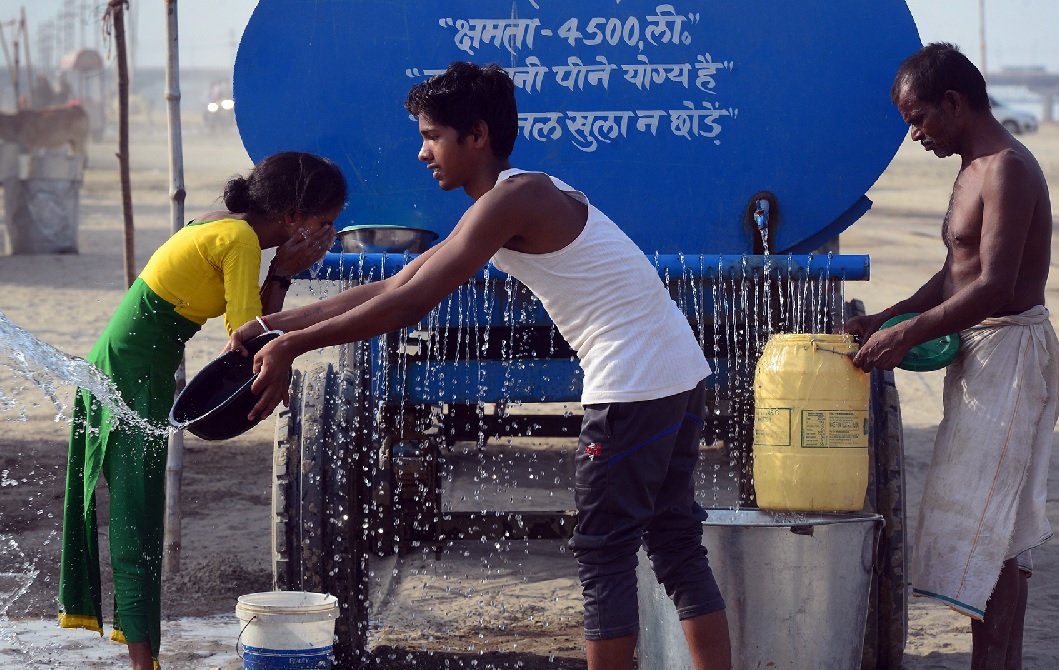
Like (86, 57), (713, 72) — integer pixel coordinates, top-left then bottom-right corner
(294, 253), (855, 662)
(0, 309), (165, 437)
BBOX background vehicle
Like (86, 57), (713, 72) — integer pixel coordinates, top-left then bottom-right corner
(991, 95), (1039, 134)
(203, 80), (235, 133)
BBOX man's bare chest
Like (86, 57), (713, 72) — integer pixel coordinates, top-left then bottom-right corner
(942, 172), (984, 250)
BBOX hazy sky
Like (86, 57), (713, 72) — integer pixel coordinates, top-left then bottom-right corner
(4, 0), (1059, 73)
(907, 0), (1059, 73)
(2, 0), (257, 69)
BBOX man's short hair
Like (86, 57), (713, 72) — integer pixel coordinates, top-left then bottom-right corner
(891, 42), (990, 112)
(405, 61), (518, 158)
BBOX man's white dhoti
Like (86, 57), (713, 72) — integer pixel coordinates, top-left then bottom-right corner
(911, 305), (1059, 619)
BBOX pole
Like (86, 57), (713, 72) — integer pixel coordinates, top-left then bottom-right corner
(0, 21), (16, 101)
(20, 8), (34, 107)
(11, 16), (21, 108)
(978, 0), (987, 76)
(106, 0), (135, 288)
(162, 0), (186, 575)
(79, 0), (86, 50)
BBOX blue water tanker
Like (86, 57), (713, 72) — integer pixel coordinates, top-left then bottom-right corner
(234, 1), (919, 666)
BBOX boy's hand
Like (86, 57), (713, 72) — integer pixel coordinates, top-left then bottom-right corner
(248, 336), (298, 420)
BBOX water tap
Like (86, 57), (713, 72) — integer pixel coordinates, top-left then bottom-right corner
(754, 198), (770, 231)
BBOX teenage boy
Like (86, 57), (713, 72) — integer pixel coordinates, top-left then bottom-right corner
(229, 61), (732, 670)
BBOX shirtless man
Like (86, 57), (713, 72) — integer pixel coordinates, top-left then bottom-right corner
(845, 43), (1057, 669)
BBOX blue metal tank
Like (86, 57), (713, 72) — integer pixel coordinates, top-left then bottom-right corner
(233, 0), (921, 255)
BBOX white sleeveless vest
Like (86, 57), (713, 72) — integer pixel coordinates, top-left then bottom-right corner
(490, 168), (710, 404)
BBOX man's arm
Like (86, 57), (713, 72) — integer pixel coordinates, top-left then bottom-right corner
(845, 267), (951, 371)
(844, 268), (948, 342)
(852, 151), (1038, 371)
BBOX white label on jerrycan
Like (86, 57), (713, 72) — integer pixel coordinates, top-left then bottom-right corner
(801, 409), (868, 447)
(752, 334), (869, 512)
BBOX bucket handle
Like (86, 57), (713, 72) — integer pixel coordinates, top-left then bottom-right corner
(868, 516), (885, 574)
(235, 614), (258, 660)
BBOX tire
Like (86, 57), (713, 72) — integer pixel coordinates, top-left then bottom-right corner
(1002, 119), (1020, 134)
(273, 352), (374, 667)
(846, 299), (908, 670)
(862, 368), (907, 669)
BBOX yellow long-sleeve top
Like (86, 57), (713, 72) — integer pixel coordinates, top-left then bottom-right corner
(138, 217), (263, 335)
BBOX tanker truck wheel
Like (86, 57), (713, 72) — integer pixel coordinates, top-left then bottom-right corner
(846, 299), (908, 670)
(862, 367), (907, 670)
(273, 355), (374, 667)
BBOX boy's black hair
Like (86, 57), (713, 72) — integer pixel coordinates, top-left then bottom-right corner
(891, 42), (990, 112)
(405, 61), (518, 159)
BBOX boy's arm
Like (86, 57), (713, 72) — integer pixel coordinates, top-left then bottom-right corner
(245, 185), (531, 419)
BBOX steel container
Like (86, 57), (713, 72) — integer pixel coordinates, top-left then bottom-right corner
(637, 509), (883, 669)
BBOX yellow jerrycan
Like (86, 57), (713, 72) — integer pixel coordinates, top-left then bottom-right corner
(752, 333), (869, 512)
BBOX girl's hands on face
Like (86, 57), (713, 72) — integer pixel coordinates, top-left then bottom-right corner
(271, 220), (336, 277)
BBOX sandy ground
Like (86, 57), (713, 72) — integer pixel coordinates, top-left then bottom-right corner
(0, 118), (1058, 669)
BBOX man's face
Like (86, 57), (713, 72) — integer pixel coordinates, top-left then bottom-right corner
(895, 83), (955, 158)
(417, 114), (470, 191)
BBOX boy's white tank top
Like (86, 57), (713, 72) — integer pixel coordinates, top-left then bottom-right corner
(490, 168), (710, 405)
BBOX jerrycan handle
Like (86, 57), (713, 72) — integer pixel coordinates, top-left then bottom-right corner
(809, 338), (856, 360)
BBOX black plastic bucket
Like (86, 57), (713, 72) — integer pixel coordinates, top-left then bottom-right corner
(169, 330), (286, 440)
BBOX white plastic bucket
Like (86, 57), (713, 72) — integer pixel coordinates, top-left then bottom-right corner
(236, 591), (339, 669)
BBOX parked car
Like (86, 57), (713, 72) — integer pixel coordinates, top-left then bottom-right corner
(990, 96), (1038, 134)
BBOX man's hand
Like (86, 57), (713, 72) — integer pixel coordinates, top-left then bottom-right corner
(842, 311), (889, 342)
(842, 310), (910, 373)
(248, 335), (298, 420)
(850, 321), (913, 372)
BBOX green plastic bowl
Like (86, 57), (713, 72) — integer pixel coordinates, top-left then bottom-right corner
(880, 312), (960, 372)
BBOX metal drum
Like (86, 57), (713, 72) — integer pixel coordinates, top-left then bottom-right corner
(637, 509), (883, 670)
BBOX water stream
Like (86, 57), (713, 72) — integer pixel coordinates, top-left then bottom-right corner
(0, 309), (161, 437)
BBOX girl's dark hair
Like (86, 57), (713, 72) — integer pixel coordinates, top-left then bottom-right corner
(223, 151), (347, 217)
(891, 42), (990, 112)
(405, 61), (518, 159)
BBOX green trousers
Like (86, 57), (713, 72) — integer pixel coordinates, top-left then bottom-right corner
(58, 278), (199, 660)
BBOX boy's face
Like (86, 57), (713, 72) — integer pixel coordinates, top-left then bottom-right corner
(417, 114), (472, 191)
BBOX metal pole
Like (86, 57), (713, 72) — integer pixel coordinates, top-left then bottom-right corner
(162, 0), (186, 575)
(79, 0), (86, 50)
(0, 22), (17, 103)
